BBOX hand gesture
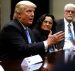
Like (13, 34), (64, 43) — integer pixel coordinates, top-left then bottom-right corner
(47, 31), (64, 46)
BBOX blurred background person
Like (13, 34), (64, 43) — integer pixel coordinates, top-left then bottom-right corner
(32, 14), (57, 53)
(56, 3), (75, 62)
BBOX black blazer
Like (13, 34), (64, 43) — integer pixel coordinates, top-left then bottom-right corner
(0, 19), (45, 59)
(32, 28), (57, 52)
(56, 19), (75, 49)
(32, 28), (49, 42)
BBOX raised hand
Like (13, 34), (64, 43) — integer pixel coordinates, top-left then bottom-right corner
(47, 31), (64, 46)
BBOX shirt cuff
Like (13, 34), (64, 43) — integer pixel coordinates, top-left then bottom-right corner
(43, 40), (48, 52)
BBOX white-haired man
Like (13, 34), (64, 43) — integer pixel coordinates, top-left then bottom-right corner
(56, 3), (75, 62)
(0, 1), (64, 59)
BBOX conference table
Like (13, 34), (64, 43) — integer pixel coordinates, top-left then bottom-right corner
(0, 50), (65, 71)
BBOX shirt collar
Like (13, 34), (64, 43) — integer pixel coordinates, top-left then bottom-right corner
(18, 19), (28, 30)
(64, 18), (73, 26)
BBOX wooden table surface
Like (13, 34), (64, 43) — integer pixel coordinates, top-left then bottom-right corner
(0, 50), (65, 71)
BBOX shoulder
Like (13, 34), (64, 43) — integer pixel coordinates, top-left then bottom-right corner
(1, 20), (23, 32)
(2, 20), (17, 29)
(56, 19), (64, 26)
(56, 19), (64, 23)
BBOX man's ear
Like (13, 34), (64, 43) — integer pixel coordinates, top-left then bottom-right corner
(17, 13), (21, 19)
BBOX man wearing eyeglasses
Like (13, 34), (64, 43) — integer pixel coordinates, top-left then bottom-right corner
(56, 3), (75, 62)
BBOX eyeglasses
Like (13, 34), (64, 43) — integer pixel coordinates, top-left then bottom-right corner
(65, 10), (75, 14)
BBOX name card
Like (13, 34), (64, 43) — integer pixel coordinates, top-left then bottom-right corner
(21, 54), (43, 71)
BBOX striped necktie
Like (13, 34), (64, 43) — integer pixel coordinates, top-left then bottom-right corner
(68, 23), (73, 39)
(26, 29), (32, 44)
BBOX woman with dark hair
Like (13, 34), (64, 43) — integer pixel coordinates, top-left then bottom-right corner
(32, 14), (57, 52)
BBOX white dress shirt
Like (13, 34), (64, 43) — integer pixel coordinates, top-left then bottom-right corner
(63, 18), (74, 50)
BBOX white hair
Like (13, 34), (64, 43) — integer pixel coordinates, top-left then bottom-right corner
(64, 3), (75, 10)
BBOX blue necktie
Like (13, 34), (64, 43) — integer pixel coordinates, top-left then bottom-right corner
(68, 24), (73, 39)
(26, 29), (32, 44)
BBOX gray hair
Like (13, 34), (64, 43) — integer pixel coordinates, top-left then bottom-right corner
(13, 1), (37, 19)
(64, 3), (75, 11)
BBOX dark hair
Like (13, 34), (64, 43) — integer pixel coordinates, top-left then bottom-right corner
(34, 13), (57, 34)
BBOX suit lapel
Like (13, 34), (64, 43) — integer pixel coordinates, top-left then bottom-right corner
(58, 19), (65, 32)
(14, 19), (35, 43)
(14, 19), (29, 43)
(73, 22), (75, 36)
(61, 19), (65, 32)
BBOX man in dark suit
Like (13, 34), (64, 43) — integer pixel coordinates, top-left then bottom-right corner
(56, 3), (75, 62)
(56, 3), (75, 50)
(0, 1), (64, 59)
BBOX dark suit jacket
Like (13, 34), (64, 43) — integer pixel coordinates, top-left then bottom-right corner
(0, 19), (45, 59)
(32, 28), (56, 52)
(32, 28), (49, 42)
(56, 19), (75, 49)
